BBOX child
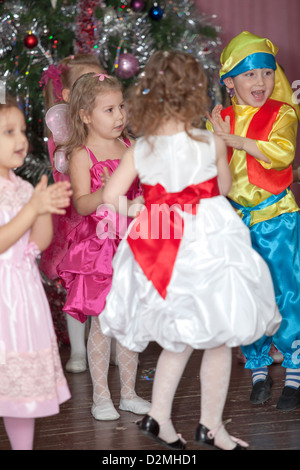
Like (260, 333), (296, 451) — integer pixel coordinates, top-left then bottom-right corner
(0, 96), (72, 450)
(56, 72), (150, 421)
(99, 50), (281, 449)
(207, 31), (300, 411)
(39, 54), (105, 373)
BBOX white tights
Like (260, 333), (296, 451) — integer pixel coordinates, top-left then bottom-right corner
(200, 345), (236, 449)
(3, 417), (35, 450)
(87, 317), (139, 405)
(149, 344), (236, 449)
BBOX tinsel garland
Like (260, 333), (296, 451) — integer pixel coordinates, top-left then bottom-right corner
(75, 0), (101, 53)
(74, 0), (223, 102)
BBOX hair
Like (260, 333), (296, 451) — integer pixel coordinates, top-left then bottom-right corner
(0, 95), (22, 114)
(43, 53), (105, 110)
(58, 73), (125, 160)
(126, 50), (209, 140)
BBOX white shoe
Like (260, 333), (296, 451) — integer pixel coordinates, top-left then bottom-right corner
(91, 400), (120, 421)
(65, 355), (87, 373)
(119, 396), (151, 415)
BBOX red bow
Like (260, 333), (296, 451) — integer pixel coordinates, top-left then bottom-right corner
(127, 176), (220, 299)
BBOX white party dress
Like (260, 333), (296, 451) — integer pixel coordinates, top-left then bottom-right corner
(100, 130), (281, 353)
(0, 171), (70, 418)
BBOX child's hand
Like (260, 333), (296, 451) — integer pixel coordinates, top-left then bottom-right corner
(128, 195), (145, 218)
(29, 175), (72, 215)
(216, 133), (246, 150)
(100, 167), (110, 187)
(206, 105), (231, 134)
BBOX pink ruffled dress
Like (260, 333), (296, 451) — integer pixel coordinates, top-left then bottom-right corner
(57, 144), (141, 323)
(0, 171), (71, 418)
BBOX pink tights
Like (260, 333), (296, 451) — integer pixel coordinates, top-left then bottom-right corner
(3, 417), (35, 450)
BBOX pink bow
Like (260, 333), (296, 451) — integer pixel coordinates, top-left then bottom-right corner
(40, 64), (68, 102)
(93, 73), (111, 81)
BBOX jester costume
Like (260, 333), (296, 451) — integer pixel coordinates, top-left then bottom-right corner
(213, 31), (300, 409)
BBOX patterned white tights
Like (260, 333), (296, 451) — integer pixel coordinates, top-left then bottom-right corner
(87, 316), (139, 406)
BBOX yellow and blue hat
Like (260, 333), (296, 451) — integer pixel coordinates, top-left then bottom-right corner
(220, 31), (300, 121)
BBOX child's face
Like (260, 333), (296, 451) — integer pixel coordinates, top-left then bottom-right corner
(0, 106), (28, 178)
(84, 89), (127, 140)
(224, 68), (275, 107)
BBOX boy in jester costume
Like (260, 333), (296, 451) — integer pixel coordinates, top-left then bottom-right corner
(207, 31), (300, 411)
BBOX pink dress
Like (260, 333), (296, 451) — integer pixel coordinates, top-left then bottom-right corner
(39, 136), (82, 280)
(57, 144), (141, 323)
(0, 171), (71, 418)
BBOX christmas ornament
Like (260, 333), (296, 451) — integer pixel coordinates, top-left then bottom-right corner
(23, 32), (38, 49)
(131, 0), (145, 12)
(115, 52), (139, 79)
(149, 3), (163, 21)
(103, 6), (117, 24)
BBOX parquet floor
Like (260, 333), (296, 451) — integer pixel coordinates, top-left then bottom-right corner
(1, 342), (300, 452)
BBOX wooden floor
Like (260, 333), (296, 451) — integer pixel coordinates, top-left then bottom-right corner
(1, 342), (300, 452)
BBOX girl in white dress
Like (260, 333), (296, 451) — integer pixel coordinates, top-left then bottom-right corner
(0, 96), (72, 450)
(99, 51), (281, 450)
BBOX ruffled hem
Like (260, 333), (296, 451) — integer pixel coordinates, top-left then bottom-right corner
(243, 355), (274, 369)
(0, 384), (71, 418)
(0, 337), (71, 416)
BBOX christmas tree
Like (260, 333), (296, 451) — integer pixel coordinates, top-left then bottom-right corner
(0, 0), (222, 185)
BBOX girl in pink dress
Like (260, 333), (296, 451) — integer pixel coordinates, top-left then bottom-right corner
(39, 54), (106, 373)
(0, 96), (72, 450)
(57, 73), (150, 420)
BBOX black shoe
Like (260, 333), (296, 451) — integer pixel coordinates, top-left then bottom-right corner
(250, 375), (273, 404)
(194, 423), (248, 450)
(137, 414), (186, 450)
(276, 386), (300, 411)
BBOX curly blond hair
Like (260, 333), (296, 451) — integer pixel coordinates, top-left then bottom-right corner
(126, 50), (209, 139)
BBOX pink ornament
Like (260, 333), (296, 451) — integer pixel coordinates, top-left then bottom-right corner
(115, 53), (139, 79)
(131, 0), (145, 12)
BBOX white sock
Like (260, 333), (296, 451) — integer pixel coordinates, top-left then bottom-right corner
(285, 368), (300, 389)
(66, 314), (86, 359)
(251, 366), (268, 385)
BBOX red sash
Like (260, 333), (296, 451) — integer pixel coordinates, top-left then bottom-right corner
(221, 99), (293, 194)
(127, 176), (220, 299)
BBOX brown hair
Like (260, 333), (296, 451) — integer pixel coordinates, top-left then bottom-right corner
(58, 73), (125, 160)
(0, 95), (22, 113)
(44, 53), (105, 110)
(126, 50), (209, 139)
